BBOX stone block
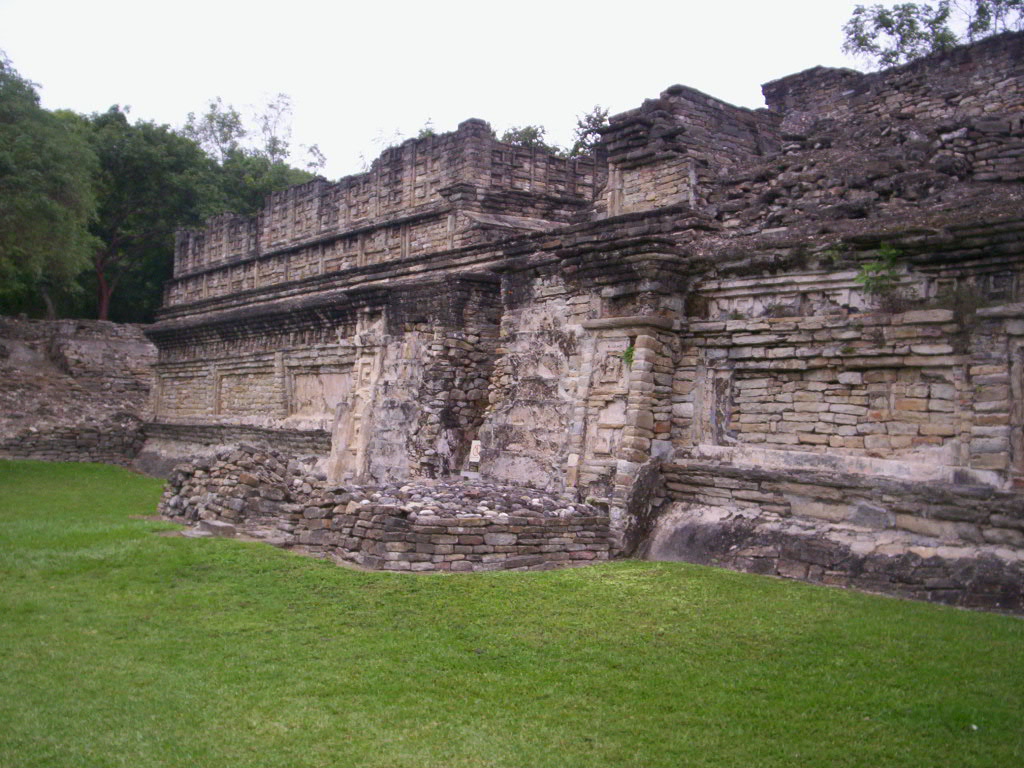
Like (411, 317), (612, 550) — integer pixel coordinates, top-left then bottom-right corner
(198, 519), (236, 537)
(899, 310), (955, 324)
(483, 532), (517, 546)
(894, 398), (928, 411)
(920, 422), (957, 437)
(910, 344), (954, 355)
(971, 453), (1010, 470)
(864, 434), (891, 452)
(894, 514), (960, 540)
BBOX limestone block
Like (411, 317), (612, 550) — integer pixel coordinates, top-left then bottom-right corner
(894, 398), (928, 411)
(971, 452), (1010, 470)
(864, 434), (892, 452)
(672, 402), (695, 418)
(788, 496), (850, 522)
(920, 422), (957, 437)
(910, 344), (954, 355)
(899, 310), (955, 324)
(894, 514), (961, 540)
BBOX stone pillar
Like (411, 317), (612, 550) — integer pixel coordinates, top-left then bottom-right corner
(579, 316), (676, 543)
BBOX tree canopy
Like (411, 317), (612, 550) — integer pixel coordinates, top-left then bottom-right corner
(184, 95), (323, 217)
(83, 106), (219, 322)
(499, 106), (610, 159)
(843, 1), (1024, 68)
(0, 54), (98, 317)
(500, 124), (563, 155)
(0, 57), (327, 322)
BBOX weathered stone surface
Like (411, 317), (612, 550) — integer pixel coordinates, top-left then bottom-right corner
(0, 318), (155, 466)
(646, 503), (1024, 613)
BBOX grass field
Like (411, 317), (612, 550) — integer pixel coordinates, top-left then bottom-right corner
(1, 460), (1021, 768)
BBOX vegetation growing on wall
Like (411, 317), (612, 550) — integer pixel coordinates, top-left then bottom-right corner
(855, 243), (902, 297)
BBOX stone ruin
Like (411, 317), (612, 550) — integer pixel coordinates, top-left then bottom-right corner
(37, 32), (1024, 604)
(0, 317), (155, 465)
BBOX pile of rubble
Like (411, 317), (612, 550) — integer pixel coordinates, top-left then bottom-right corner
(160, 444), (611, 572)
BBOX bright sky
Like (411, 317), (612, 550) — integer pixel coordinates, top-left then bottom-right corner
(1, 0), (874, 179)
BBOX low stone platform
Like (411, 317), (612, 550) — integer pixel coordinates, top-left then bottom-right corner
(159, 445), (611, 572)
(646, 460), (1024, 612)
(647, 503), (1024, 612)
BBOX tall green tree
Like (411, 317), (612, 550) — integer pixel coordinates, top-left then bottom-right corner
(843, 1), (1024, 68)
(183, 97), (244, 164)
(184, 95), (323, 216)
(0, 53), (98, 318)
(84, 107), (218, 321)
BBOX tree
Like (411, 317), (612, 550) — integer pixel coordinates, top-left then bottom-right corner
(184, 95), (323, 216)
(183, 97), (244, 164)
(843, 1), (1024, 68)
(0, 53), (98, 318)
(304, 144), (327, 173)
(257, 92), (292, 165)
(569, 105), (609, 158)
(85, 107), (218, 321)
(215, 149), (317, 218)
(417, 119), (436, 140)
(500, 125), (564, 155)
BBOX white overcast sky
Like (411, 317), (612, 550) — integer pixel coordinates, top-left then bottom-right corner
(2, 0), (881, 179)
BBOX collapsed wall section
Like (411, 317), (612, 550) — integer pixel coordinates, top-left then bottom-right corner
(0, 318), (155, 465)
(160, 444), (610, 572)
(144, 270), (503, 483)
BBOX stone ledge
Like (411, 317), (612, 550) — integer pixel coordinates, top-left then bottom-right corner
(646, 503), (1024, 613)
(685, 444), (1005, 488)
(582, 316), (675, 330)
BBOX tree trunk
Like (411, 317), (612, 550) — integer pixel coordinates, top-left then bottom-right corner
(96, 267), (112, 321)
(40, 287), (57, 320)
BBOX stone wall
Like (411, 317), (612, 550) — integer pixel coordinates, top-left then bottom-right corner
(0, 318), (155, 465)
(674, 306), (1022, 480)
(762, 31), (1024, 124)
(160, 444), (610, 572)
(167, 119), (600, 308)
(602, 83), (779, 216)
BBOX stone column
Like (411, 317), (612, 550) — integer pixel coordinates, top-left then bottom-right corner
(580, 316), (676, 543)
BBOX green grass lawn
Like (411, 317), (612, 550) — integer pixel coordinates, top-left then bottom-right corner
(1, 460), (1021, 768)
